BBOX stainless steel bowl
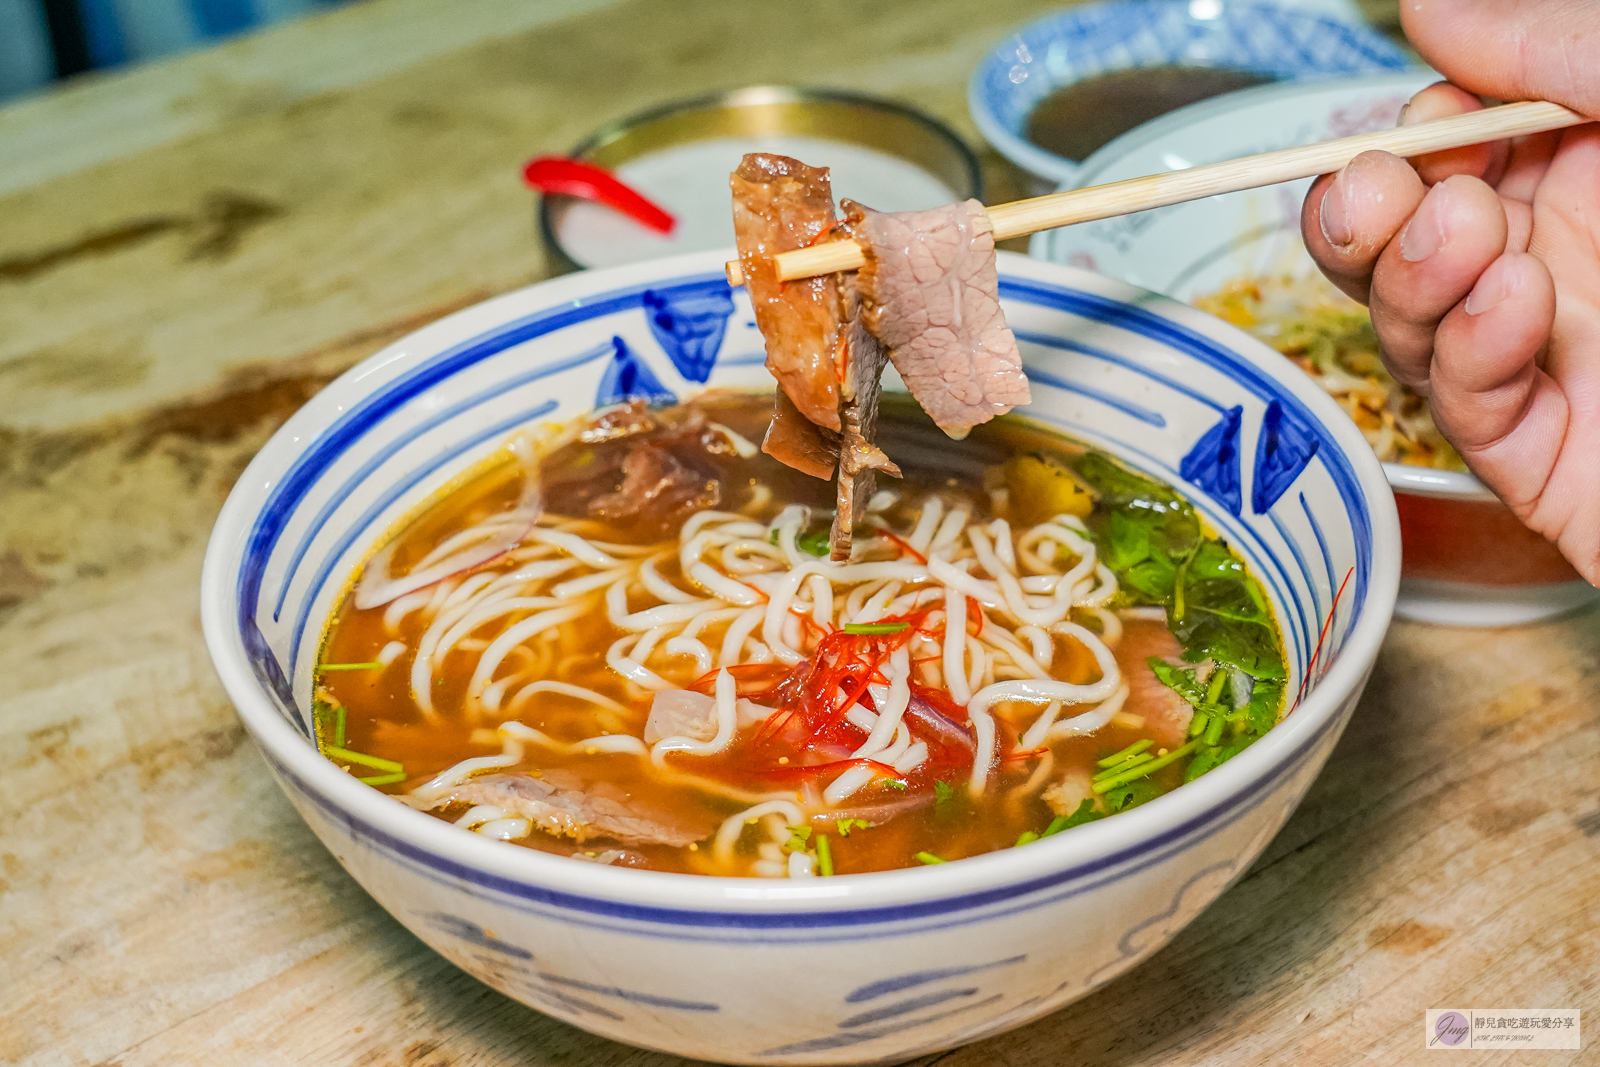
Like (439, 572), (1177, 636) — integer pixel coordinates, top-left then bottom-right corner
(539, 85), (982, 273)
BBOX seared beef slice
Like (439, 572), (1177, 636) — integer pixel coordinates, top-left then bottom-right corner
(730, 154), (843, 462)
(849, 199), (1031, 439)
(830, 273), (900, 558)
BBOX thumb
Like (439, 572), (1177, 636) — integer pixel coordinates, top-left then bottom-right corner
(1404, 0), (1600, 117)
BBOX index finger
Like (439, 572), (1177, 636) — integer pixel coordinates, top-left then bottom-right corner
(1301, 150), (1426, 305)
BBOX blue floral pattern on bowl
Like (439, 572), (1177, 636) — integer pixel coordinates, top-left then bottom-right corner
(968, 0), (1414, 187)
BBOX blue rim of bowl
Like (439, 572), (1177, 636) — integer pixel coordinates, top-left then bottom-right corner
(967, 0), (1415, 185)
(201, 251), (1400, 926)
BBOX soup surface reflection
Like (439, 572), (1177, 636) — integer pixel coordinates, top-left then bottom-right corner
(317, 392), (1287, 876)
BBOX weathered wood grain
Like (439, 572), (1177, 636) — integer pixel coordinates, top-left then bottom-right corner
(1, 1), (1594, 1065)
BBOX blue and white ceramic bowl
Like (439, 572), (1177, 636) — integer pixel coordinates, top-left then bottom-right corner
(968, 0), (1413, 189)
(200, 250), (1399, 1064)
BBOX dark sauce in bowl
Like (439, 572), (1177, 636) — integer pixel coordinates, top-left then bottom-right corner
(1026, 65), (1278, 162)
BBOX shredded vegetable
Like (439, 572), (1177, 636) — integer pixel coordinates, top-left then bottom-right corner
(1195, 274), (1466, 470)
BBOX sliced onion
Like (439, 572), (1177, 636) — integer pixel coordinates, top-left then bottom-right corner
(354, 461), (542, 610)
(904, 693), (976, 754)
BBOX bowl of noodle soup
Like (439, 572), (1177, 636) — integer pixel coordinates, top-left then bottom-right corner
(201, 249), (1397, 1063)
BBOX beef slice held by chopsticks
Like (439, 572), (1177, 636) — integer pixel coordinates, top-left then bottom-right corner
(730, 159), (1031, 556)
(844, 198), (1031, 440)
(730, 153), (899, 560)
(730, 154), (842, 442)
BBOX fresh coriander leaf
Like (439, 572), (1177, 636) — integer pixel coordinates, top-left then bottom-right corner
(783, 825), (813, 852)
(1075, 452), (1181, 505)
(1103, 511), (1152, 571)
(1102, 778), (1160, 812)
(835, 818), (872, 838)
(1187, 541), (1247, 581)
(1245, 679), (1284, 735)
(933, 780), (957, 809)
(1147, 658), (1207, 707)
(1123, 555), (1178, 601)
(1043, 798), (1103, 836)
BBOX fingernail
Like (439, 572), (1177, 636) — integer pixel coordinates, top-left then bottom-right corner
(1400, 185), (1447, 262)
(1397, 102), (1413, 126)
(1465, 259), (1517, 316)
(1320, 164), (1354, 248)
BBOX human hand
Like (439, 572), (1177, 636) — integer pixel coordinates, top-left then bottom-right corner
(1300, 0), (1600, 583)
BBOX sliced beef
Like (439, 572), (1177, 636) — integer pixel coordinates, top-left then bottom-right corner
(731, 154), (842, 434)
(420, 770), (711, 847)
(587, 445), (720, 531)
(847, 198), (1031, 439)
(645, 689), (719, 744)
(761, 387), (839, 481)
(581, 399), (656, 442)
(1115, 618), (1195, 749)
(829, 274), (901, 559)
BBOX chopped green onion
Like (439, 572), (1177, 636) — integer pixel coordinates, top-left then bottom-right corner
(333, 704), (347, 748)
(1187, 711), (1210, 739)
(843, 621), (909, 635)
(1091, 739), (1202, 793)
(1205, 667), (1228, 705)
(315, 661), (384, 673)
(324, 746), (403, 774)
(796, 529), (831, 557)
(358, 771), (407, 786)
(1014, 831), (1040, 847)
(1096, 739), (1154, 768)
(816, 833), (834, 876)
(915, 851), (946, 865)
(1093, 752), (1152, 782)
(882, 779), (908, 790)
(1204, 713), (1226, 746)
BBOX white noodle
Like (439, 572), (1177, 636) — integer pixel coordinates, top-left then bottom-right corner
(501, 721), (649, 758)
(638, 552), (699, 604)
(506, 680), (631, 718)
(907, 496), (943, 553)
(477, 818), (532, 841)
(467, 603), (587, 701)
(714, 799), (806, 864)
(650, 669), (737, 764)
(944, 586), (971, 706)
(605, 634), (675, 691)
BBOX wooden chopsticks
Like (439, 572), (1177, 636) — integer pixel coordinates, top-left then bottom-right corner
(723, 100), (1587, 287)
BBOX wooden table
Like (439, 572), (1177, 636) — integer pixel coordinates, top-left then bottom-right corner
(2, 1), (1594, 1064)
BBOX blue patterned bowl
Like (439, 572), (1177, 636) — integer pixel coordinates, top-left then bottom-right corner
(200, 250), (1399, 1063)
(968, 0), (1413, 188)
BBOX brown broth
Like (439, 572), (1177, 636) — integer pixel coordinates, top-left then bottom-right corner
(1026, 65), (1277, 162)
(317, 392), (1262, 876)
